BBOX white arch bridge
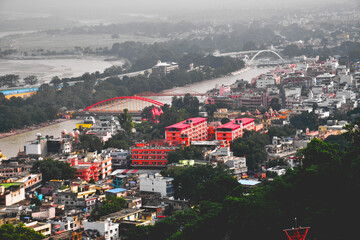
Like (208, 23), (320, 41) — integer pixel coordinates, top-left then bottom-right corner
(249, 50), (284, 62)
(214, 48), (289, 66)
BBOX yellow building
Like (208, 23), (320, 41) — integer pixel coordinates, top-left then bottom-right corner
(76, 123), (93, 129)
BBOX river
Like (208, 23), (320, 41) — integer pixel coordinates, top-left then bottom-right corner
(148, 67), (272, 105)
(0, 57), (125, 83)
(0, 119), (82, 159)
(0, 66), (272, 158)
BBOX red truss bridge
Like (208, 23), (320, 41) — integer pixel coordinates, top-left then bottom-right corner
(82, 96), (164, 114)
(137, 92), (207, 97)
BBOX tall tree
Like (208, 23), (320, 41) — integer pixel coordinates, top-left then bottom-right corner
(119, 109), (134, 134)
(24, 75), (38, 85)
(269, 98), (281, 111)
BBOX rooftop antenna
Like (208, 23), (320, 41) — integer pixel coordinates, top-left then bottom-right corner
(283, 217), (310, 240)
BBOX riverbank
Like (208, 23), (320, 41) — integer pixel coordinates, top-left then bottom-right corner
(0, 119), (81, 158)
(0, 118), (70, 140)
(148, 67), (272, 105)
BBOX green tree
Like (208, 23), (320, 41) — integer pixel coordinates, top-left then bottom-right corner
(231, 131), (269, 170)
(162, 165), (236, 202)
(267, 125), (295, 140)
(119, 109), (134, 134)
(104, 132), (132, 150)
(24, 75), (38, 85)
(0, 223), (45, 240)
(299, 138), (341, 168)
(31, 159), (76, 182)
(171, 94), (199, 117)
(141, 106), (155, 120)
(0, 74), (20, 87)
(290, 111), (319, 131)
(80, 134), (103, 152)
(269, 98), (281, 111)
(282, 44), (300, 57)
(50, 76), (61, 87)
(167, 146), (204, 164)
(220, 117), (231, 125)
(90, 196), (127, 220)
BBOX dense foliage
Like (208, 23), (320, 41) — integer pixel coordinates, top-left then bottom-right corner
(231, 131), (270, 170)
(90, 196), (127, 220)
(162, 165), (239, 203)
(290, 111), (321, 131)
(0, 223), (45, 240)
(31, 158), (76, 182)
(125, 118), (360, 240)
(167, 146), (204, 164)
(80, 134), (104, 152)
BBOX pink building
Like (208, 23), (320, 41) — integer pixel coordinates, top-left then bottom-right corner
(215, 118), (255, 142)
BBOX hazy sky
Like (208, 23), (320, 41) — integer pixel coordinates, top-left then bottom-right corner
(1, 0), (356, 14)
(0, 0), (357, 26)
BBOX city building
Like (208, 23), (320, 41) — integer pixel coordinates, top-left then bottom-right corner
(76, 116), (96, 129)
(139, 173), (174, 197)
(112, 174), (127, 188)
(25, 221), (52, 237)
(215, 118), (256, 142)
(83, 219), (120, 240)
(256, 73), (276, 88)
(24, 133), (47, 156)
(0, 164), (32, 178)
(0, 182), (25, 206)
(51, 216), (81, 234)
(16, 173), (42, 192)
(69, 151), (112, 182)
(110, 149), (130, 169)
(151, 60), (179, 77)
(73, 163), (100, 182)
(165, 117), (208, 143)
(222, 156), (248, 178)
(230, 92), (269, 110)
(131, 142), (177, 168)
(31, 206), (56, 220)
(86, 115), (122, 142)
(105, 188), (127, 198)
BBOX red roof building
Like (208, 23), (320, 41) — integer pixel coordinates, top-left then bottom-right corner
(69, 154), (112, 182)
(74, 163), (100, 182)
(131, 142), (177, 167)
(215, 118), (255, 142)
(165, 117), (208, 144)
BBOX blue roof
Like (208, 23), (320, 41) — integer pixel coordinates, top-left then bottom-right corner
(106, 188), (127, 193)
(238, 180), (261, 186)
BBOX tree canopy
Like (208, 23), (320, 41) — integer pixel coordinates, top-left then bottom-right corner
(31, 158), (76, 182)
(231, 131), (270, 170)
(90, 196), (127, 220)
(167, 146), (204, 164)
(0, 223), (45, 240)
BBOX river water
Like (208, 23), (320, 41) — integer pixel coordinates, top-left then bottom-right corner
(0, 119), (82, 158)
(149, 67), (272, 105)
(0, 66), (272, 158)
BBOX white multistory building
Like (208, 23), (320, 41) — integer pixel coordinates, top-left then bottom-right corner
(139, 173), (174, 197)
(83, 219), (119, 240)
